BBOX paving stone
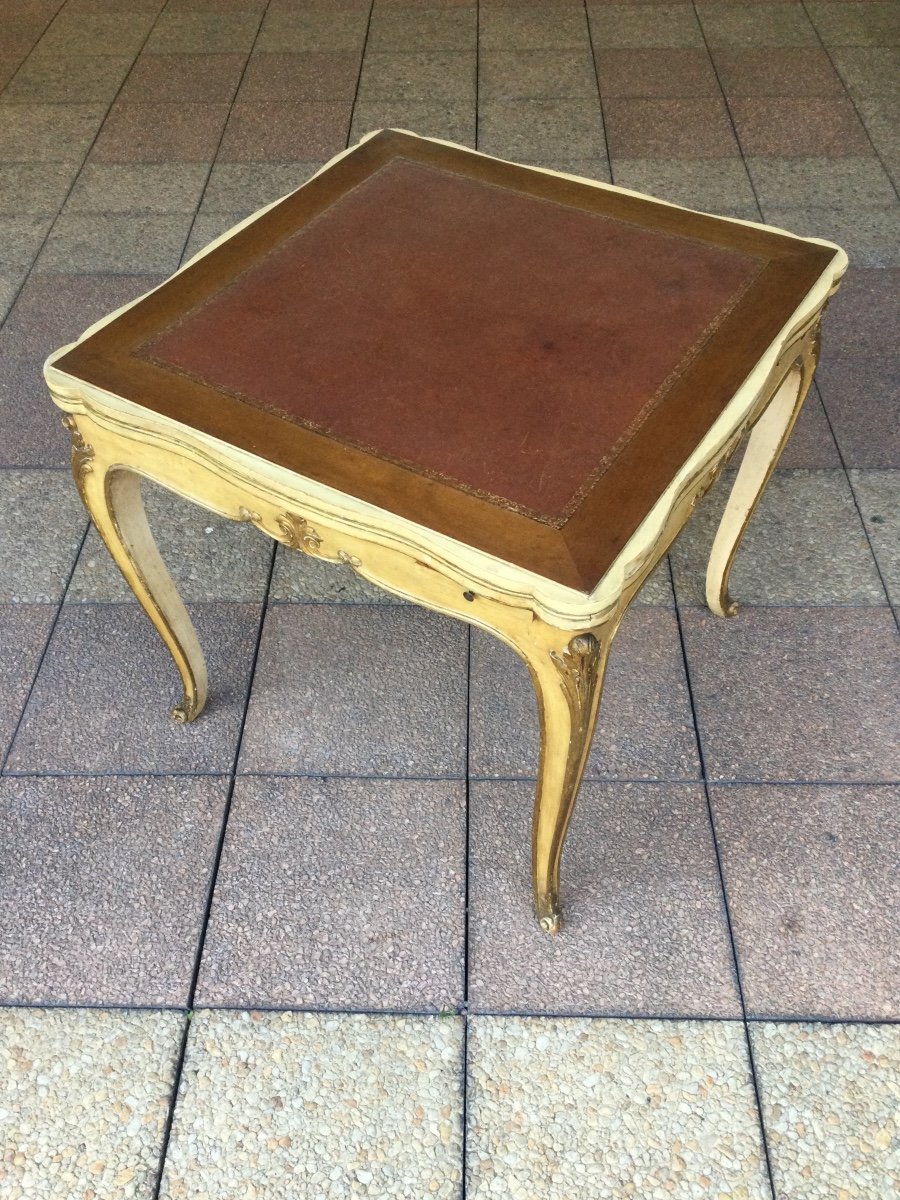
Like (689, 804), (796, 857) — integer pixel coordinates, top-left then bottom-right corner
(64, 162), (209, 214)
(0, 604), (55, 763)
(478, 97), (605, 159)
(7, 602), (262, 774)
(751, 1022), (900, 1197)
(604, 98), (738, 158)
(67, 480), (273, 604)
(815, 358), (900, 468)
(467, 1017), (769, 1199)
(0, 102), (106, 162)
(218, 102), (350, 162)
(4, 5), (63, 59)
(180, 210), (246, 262)
(0, 773), (228, 1005)
(89, 101), (230, 163)
(159, 1010), (464, 1200)
(238, 604), (468, 776)
(712, 46), (845, 96)
(0, 272), (164, 359)
(479, 5), (590, 50)
(470, 606), (700, 782)
(850, 469), (900, 604)
(144, 9), (261, 54)
(595, 47), (719, 97)
(35, 9), (156, 55)
(696, 1), (819, 48)
(832, 46), (900, 99)
(712, 782), (900, 1020)
(238, 50), (362, 106)
(119, 51), (248, 103)
(368, 6), (476, 51)
(200, 161), (320, 216)
(807, 1), (900, 48)
(747, 156), (897, 208)
(36, 211), (191, 273)
(468, 780), (740, 1016)
(0, 214), (52, 271)
(196, 776), (466, 1011)
(588, 4), (705, 49)
(0, 57), (22, 91)
(671, 469), (886, 607)
(0, 272), (21, 322)
(359, 52), (477, 105)
(350, 100), (476, 147)
(0, 469), (86, 601)
(0, 1007), (183, 1200)
(681, 606), (900, 782)
(256, 8), (370, 52)
(269, 541), (408, 603)
(732, 95), (873, 157)
(610, 157), (755, 209)
(479, 49), (599, 100)
(856, 96), (900, 168)
(821, 267), (900, 357)
(0, 52), (133, 103)
(0, 162), (77, 214)
(762, 203), (900, 267)
(0, 355), (72, 467)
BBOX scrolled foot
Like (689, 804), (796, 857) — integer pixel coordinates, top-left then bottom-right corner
(170, 693), (202, 723)
(535, 891), (562, 934)
(708, 587), (739, 619)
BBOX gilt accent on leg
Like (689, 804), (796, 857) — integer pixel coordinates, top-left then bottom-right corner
(527, 628), (611, 934)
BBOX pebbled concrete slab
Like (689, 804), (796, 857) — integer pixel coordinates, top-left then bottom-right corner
(196, 775), (466, 1012)
(159, 1010), (464, 1200)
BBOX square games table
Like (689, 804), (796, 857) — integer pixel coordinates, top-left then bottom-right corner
(45, 130), (846, 933)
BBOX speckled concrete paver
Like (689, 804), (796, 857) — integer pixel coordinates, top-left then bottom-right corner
(751, 1022), (900, 1199)
(238, 604), (468, 777)
(7, 603), (262, 775)
(66, 480), (273, 604)
(0, 774), (228, 1006)
(712, 783), (900, 1020)
(0, 1006), (184, 1200)
(670, 469), (886, 607)
(467, 1017), (770, 1199)
(195, 776), (465, 1012)
(850, 470), (900, 606)
(0, 604), (55, 763)
(682, 607), (900, 782)
(0, 469), (87, 602)
(468, 780), (739, 1017)
(159, 1010), (464, 1200)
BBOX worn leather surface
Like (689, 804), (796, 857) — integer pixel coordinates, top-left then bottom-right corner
(141, 157), (762, 525)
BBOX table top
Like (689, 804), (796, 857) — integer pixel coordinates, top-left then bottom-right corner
(54, 130), (840, 593)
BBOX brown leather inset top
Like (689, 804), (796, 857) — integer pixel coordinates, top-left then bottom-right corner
(139, 157), (762, 526)
(54, 131), (839, 591)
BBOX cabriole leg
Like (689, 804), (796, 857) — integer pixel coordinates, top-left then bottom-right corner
(706, 329), (820, 617)
(65, 417), (208, 722)
(520, 625), (614, 933)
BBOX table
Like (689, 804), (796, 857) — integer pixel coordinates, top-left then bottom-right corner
(45, 130), (846, 933)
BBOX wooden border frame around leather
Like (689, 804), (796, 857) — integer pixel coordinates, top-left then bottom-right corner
(46, 129), (845, 597)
